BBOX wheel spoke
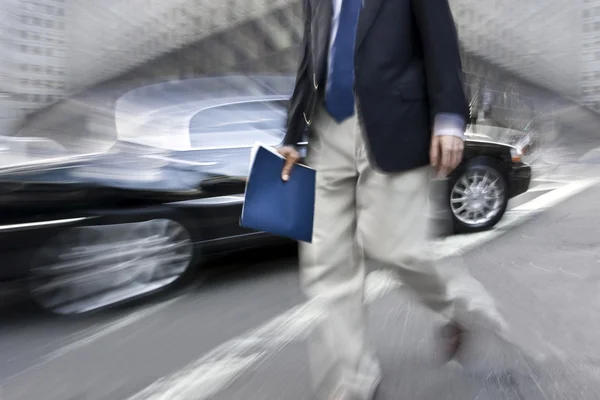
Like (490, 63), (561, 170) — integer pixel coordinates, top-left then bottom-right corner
(478, 172), (489, 189)
(455, 204), (469, 213)
(460, 176), (470, 188)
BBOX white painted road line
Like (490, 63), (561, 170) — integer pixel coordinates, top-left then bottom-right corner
(126, 270), (403, 400)
(126, 178), (597, 400)
(579, 146), (600, 162)
(0, 297), (184, 386)
(526, 182), (564, 192)
(531, 178), (574, 184)
(433, 178), (598, 258)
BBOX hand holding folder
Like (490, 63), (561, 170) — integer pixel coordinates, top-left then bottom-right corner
(240, 143), (316, 243)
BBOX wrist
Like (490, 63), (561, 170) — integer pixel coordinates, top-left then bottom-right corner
(433, 129), (464, 140)
(433, 113), (465, 140)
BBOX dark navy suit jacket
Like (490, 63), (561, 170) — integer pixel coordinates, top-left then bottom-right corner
(284, 0), (469, 173)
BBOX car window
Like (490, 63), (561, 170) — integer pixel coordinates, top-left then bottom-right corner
(189, 101), (287, 148)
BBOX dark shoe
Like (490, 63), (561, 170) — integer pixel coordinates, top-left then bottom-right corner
(439, 321), (467, 362)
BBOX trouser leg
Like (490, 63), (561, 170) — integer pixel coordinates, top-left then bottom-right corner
(354, 127), (507, 335)
(300, 105), (381, 400)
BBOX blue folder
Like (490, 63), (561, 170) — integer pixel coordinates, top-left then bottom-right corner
(240, 143), (316, 243)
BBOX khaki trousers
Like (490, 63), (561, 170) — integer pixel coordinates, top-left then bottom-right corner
(300, 104), (507, 400)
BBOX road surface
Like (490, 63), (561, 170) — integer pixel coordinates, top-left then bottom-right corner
(1, 157), (600, 399)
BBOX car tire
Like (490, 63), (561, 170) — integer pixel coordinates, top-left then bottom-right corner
(28, 211), (197, 315)
(448, 156), (509, 234)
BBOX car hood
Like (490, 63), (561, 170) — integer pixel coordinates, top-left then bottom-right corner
(0, 141), (254, 211)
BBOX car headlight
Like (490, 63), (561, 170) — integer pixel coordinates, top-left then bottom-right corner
(510, 147), (522, 163)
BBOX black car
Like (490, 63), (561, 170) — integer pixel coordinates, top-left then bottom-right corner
(0, 75), (531, 314)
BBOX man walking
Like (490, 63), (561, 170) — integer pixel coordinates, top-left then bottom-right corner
(278, 0), (507, 398)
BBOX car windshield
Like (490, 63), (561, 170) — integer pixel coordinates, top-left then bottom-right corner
(189, 101), (287, 148)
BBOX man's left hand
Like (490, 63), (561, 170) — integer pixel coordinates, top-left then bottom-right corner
(430, 135), (464, 178)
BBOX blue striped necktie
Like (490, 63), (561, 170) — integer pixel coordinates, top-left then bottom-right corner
(325, 0), (362, 122)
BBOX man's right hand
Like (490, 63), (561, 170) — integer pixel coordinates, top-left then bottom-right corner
(277, 146), (300, 181)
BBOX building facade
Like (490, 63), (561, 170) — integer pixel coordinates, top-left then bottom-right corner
(581, 0), (600, 110)
(450, 0), (582, 99)
(0, 0), (67, 132)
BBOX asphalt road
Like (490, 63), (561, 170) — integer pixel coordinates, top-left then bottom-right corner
(1, 160), (600, 399)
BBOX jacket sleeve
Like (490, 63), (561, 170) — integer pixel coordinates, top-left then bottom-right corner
(283, 0), (312, 147)
(411, 0), (469, 131)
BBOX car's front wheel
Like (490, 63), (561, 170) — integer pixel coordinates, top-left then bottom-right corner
(449, 157), (508, 233)
(28, 218), (194, 315)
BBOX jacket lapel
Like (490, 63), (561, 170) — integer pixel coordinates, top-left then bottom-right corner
(311, 0), (332, 33)
(309, 0), (321, 12)
(355, 0), (385, 51)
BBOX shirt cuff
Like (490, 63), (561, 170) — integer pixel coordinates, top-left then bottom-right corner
(433, 113), (465, 139)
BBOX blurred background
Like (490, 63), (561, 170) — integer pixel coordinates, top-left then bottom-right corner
(0, 0), (596, 149)
(2, 1), (600, 399)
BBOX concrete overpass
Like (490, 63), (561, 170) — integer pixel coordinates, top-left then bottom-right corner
(14, 0), (591, 155)
(63, 0), (581, 97)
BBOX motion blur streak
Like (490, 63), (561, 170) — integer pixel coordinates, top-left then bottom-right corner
(127, 271), (401, 400)
(1, 0), (600, 399)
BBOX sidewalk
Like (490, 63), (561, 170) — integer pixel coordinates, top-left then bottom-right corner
(214, 183), (600, 400)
